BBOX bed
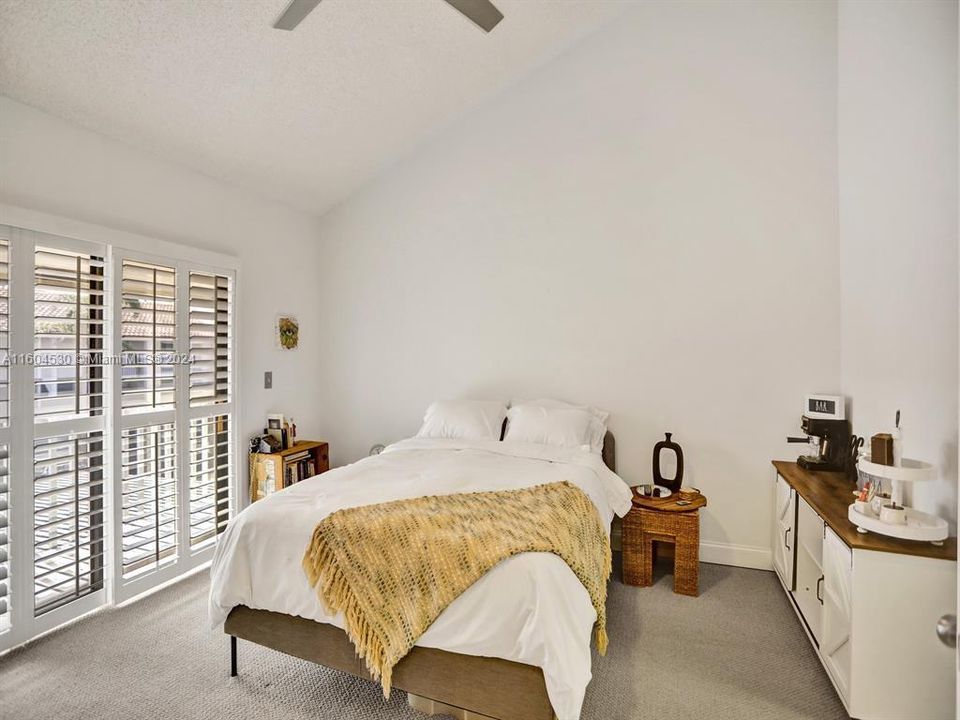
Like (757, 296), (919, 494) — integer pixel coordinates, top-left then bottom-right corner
(210, 431), (629, 720)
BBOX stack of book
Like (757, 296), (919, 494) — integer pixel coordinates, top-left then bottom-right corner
(283, 450), (317, 487)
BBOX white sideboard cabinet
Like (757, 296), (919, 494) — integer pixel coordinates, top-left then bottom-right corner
(772, 461), (956, 720)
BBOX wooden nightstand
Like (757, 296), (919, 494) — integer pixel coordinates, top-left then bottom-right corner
(250, 441), (329, 502)
(622, 488), (707, 596)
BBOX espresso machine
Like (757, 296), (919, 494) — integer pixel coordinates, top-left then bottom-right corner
(787, 414), (852, 472)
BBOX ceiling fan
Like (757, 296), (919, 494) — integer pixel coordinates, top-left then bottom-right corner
(273, 0), (504, 33)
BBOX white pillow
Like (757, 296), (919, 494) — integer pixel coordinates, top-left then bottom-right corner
(509, 398), (608, 453)
(504, 404), (597, 451)
(416, 400), (507, 441)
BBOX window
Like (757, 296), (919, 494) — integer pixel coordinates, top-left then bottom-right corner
(32, 432), (105, 615)
(188, 272), (230, 407)
(0, 238), (9, 638)
(120, 260), (175, 414)
(110, 256), (235, 604)
(119, 423), (177, 578)
(187, 272), (232, 551)
(0, 225), (237, 652)
(0, 238), (9, 426)
(22, 240), (108, 631)
(33, 248), (105, 422)
(117, 259), (180, 589)
(28, 240), (109, 633)
(188, 414), (230, 549)
(0, 444), (9, 635)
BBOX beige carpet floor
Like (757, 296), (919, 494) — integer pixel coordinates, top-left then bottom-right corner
(0, 557), (848, 720)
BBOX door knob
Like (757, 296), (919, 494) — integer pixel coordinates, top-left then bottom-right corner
(936, 614), (956, 649)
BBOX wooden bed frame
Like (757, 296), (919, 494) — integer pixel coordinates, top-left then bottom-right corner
(225, 432), (616, 720)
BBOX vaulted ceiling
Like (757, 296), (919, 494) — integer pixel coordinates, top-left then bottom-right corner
(0, 0), (626, 216)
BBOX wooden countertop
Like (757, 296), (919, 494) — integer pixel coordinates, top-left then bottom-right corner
(772, 460), (956, 561)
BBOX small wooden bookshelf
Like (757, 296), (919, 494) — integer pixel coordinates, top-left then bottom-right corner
(250, 441), (329, 502)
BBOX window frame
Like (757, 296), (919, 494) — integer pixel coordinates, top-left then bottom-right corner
(109, 249), (237, 604)
(4, 228), (110, 651)
(0, 205), (241, 653)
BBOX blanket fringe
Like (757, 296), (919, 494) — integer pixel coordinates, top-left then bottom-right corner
(303, 526), (395, 696)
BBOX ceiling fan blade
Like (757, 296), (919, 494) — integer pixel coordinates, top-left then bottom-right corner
(273, 0), (323, 31)
(443, 0), (504, 32)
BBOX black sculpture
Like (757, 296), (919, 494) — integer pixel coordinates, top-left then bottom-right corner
(653, 432), (684, 494)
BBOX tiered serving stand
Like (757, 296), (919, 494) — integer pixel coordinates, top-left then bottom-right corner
(848, 457), (947, 544)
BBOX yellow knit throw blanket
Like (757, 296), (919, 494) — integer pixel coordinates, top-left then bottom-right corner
(302, 480), (611, 697)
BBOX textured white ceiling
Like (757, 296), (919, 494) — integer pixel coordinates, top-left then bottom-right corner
(0, 0), (627, 216)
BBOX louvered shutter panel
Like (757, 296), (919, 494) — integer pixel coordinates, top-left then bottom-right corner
(0, 238), (9, 425)
(32, 246), (107, 618)
(33, 248), (105, 422)
(188, 414), (230, 548)
(187, 272), (232, 549)
(188, 272), (230, 406)
(117, 260), (179, 588)
(0, 239), (9, 634)
(0, 228), (239, 647)
(0, 230), (236, 644)
(120, 261), (176, 414)
(120, 423), (177, 577)
(0, 445), (9, 634)
(33, 432), (105, 616)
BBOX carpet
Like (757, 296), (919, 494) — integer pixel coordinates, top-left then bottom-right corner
(0, 558), (847, 720)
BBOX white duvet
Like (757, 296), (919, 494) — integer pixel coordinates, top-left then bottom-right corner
(209, 437), (633, 720)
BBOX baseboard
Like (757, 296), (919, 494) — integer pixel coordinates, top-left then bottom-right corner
(698, 541), (772, 570)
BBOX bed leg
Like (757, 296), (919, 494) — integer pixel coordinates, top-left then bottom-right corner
(230, 635), (238, 677)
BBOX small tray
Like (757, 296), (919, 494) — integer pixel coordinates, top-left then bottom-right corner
(634, 485), (673, 500)
(632, 487), (707, 512)
(848, 503), (947, 543)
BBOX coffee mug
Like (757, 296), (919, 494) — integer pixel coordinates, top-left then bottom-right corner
(870, 493), (892, 516)
(879, 503), (907, 525)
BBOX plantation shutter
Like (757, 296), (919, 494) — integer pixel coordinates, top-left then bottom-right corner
(0, 238), (9, 636)
(120, 261), (176, 414)
(117, 261), (179, 584)
(33, 249), (106, 422)
(187, 414), (230, 548)
(187, 272), (232, 550)
(32, 432), (105, 615)
(119, 423), (177, 577)
(0, 444), (9, 634)
(0, 225), (236, 648)
(188, 272), (230, 406)
(31, 245), (107, 617)
(0, 238), (9, 425)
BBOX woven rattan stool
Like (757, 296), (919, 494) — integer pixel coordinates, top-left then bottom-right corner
(622, 489), (707, 596)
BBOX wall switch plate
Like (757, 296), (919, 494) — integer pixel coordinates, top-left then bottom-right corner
(264, 371), (272, 389)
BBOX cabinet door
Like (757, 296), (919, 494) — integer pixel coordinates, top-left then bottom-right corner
(792, 496), (824, 645)
(772, 474), (796, 590)
(821, 527), (852, 702)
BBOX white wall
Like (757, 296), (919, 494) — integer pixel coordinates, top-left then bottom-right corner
(313, 0), (841, 567)
(0, 96), (324, 501)
(838, 0), (959, 528)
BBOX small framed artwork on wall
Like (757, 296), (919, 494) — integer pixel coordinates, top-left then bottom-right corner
(276, 314), (299, 350)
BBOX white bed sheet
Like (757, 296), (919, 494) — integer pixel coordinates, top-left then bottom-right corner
(208, 437), (632, 720)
